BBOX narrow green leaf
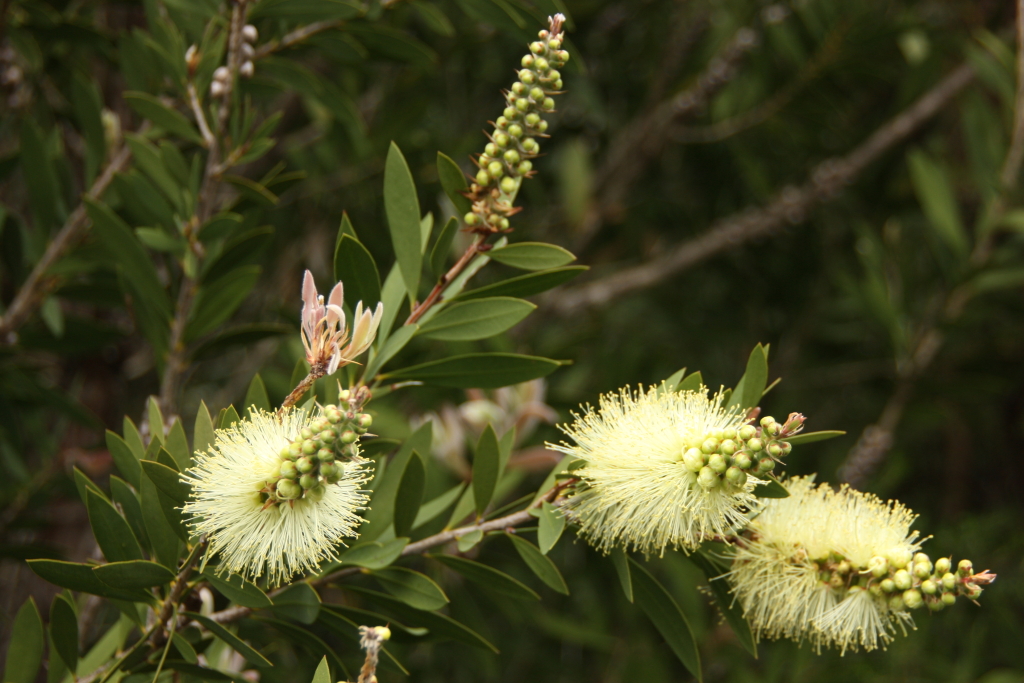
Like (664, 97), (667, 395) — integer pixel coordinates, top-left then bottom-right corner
(361, 422), (432, 542)
(785, 430), (846, 445)
(371, 567), (449, 610)
(270, 583), (321, 624)
(125, 134), (182, 208)
(106, 430), (141, 488)
(170, 632), (198, 664)
(689, 553), (757, 657)
(412, 483), (465, 530)
(430, 554), (539, 601)
(487, 242), (576, 270)
(49, 595), (79, 672)
(220, 405), (241, 429)
(109, 475), (149, 551)
(185, 264), (261, 341)
(339, 537), (409, 570)
(26, 560), (151, 601)
(86, 489), (144, 562)
(660, 367), (687, 393)
(165, 418), (191, 470)
(93, 560), (176, 588)
(3, 598), (44, 683)
(677, 371), (703, 393)
(70, 73), (105, 184)
(429, 217), (460, 278)
(498, 427), (516, 473)
(417, 297), (535, 341)
(610, 548), (633, 602)
(506, 533), (569, 594)
(384, 142), (423, 302)
(124, 91), (204, 144)
(140, 469), (181, 568)
(731, 344), (768, 412)
(457, 528), (483, 552)
(224, 175), (279, 206)
(334, 233), (382, 308)
(382, 352), (564, 389)
(453, 266), (588, 301)
(473, 424), (501, 516)
(752, 477), (790, 498)
(341, 586), (498, 652)
(203, 571), (273, 608)
(194, 401), (217, 455)
(72, 467), (105, 507)
(311, 656), (331, 683)
(437, 152), (472, 215)
(364, 323), (418, 378)
(393, 451), (426, 538)
(123, 417), (146, 459)
(629, 559), (702, 681)
(536, 501), (566, 555)
(199, 212), (244, 243)
(141, 459), (189, 505)
(908, 149), (970, 257)
(148, 396), (166, 443)
(244, 373), (271, 414)
(20, 119), (64, 232)
(183, 612), (273, 667)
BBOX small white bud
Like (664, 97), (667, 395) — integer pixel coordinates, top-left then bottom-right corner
(241, 43), (255, 59)
(185, 45), (198, 62)
(213, 66), (230, 83)
(210, 80), (225, 97)
(242, 24), (258, 43)
(239, 61), (254, 78)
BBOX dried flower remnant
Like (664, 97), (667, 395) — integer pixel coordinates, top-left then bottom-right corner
(551, 385), (801, 555)
(730, 477), (995, 654)
(183, 405), (373, 586)
(354, 625), (391, 683)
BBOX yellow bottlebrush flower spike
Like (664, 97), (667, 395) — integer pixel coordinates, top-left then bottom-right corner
(183, 406), (371, 587)
(550, 385), (767, 555)
(730, 477), (994, 654)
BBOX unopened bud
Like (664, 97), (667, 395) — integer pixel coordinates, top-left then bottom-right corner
(887, 548), (912, 569)
(708, 453), (727, 474)
(521, 55), (535, 68)
(701, 438), (720, 454)
(508, 124), (523, 139)
(893, 569), (912, 590)
(913, 561), (932, 579)
(519, 69), (536, 84)
(210, 80), (225, 97)
(494, 132), (510, 148)
(902, 589), (923, 609)
(317, 448), (334, 463)
(542, 97), (556, 111)
(697, 466), (719, 489)
(534, 57), (549, 70)
(927, 597), (945, 612)
(720, 439), (737, 455)
(733, 452), (752, 470)
(747, 438), (763, 452)
(517, 160), (533, 175)
(765, 422), (783, 437)
(530, 41), (544, 54)
(880, 578), (896, 593)
(464, 212), (480, 225)
(760, 416), (775, 427)
(941, 592), (956, 606)
(941, 572), (956, 590)
(213, 66), (230, 82)
(957, 559), (973, 576)
(242, 24), (258, 43)
(500, 177), (516, 193)
(767, 442), (783, 457)
(299, 473), (318, 490)
(358, 414), (373, 429)
(522, 138), (538, 153)
(888, 594), (905, 611)
(511, 82), (526, 95)
(934, 557), (951, 575)
(476, 169), (490, 186)
(682, 448), (704, 473)
(757, 457), (775, 473)
(725, 467), (747, 486)
(524, 112), (541, 127)
(276, 478), (302, 499)
(504, 106), (518, 119)
(241, 43), (255, 59)
(920, 579), (937, 595)
(307, 484), (326, 501)
(296, 456), (315, 474)
(868, 556), (889, 578)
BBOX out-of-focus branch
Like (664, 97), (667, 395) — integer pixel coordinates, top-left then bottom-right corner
(253, 19), (347, 59)
(1000, 0), (1024, 192)
(0, 141), (136, 344)
(572, 26), (760, 252)
(549, 63), (976, 316)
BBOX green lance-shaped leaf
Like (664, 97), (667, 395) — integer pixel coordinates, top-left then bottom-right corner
(124, 91), (204, 144)
(429, 217), (460, 278)
(487, 242), (576, 270)
(166, 418), (191, 470)
(429, 554), (540, 601)
(342, 586), (497, 652)
(907, 149), (970, 258)
(224, 175), (279, 207)
(170, 632), (198, 664)
(194, 400), (217, 455)
(506, 533), (569, 594)
(122, 417), (146, 459)
(417, 297), (535, 341)
(361, 422), (432, 543)
(106, 430), (142, 488)
(730, 343), (769, 412)
(609, 548), (633, 602)
(140, 467), (181, 569)
(364, 323), (419, 379)
(453, 266), (588, 301)
(371, 566), (449, 611)
(536, 501), (566, 555)
(334, 233), (382, 308)
(86, 488), (144, 562)
(220, 404), (241, 429)
(629, 559), (702, 681)
(393, 451), (426, 537)
(412, 483), (465, 530)
(71, 72), (105, 185)
(109, 476), (149, 550)
(785, 430), (846, 445)
(20, 119), (65, 232)
(437, 152), (472, 215)
(677, 371), (704, 393)
(752, 476), (790, 499)
(340, 537), (409, 570)
(689, 552), (757, 658)
(148, 396), (165, 444)
(660, 367), (688, 394)
(183, 612), (273, 667)
(270, 583), (321, 624)
(381, 352), (565, 389)
(202, 571), (274, 609)
(93, 560), (176, 588)
(3, 598), (44, 683)
(49, 594), (79, 673)
(244, 373), (271, 414)
(384, 142), (424, 303)
(140, 459), (189, 505)
(473, 423), (502, 516)
(311, 656), (331, 683)
(26, 560), (152, 602)
(457, 528), (483, 552)
(72, 467), (105, 506)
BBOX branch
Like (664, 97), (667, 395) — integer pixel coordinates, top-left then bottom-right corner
(548, 63), (976, 316)
(0, 141), (135, 344)
(1000, 0), (1024, 192)
(253, 19), (347, 60)
(405, 234), (487, 326)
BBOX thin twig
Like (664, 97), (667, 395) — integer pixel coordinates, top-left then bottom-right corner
(187, 83), (216, 148)
(1000, 0), (1024, 193)
(405, 234), (487, 325)
(0, 141), (136, 343)
(280, 367), (325, 412)
(253, 19), (347, 60)
(549, 63), (976, 316)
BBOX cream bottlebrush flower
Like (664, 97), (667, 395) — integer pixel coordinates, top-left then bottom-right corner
(550, 385), (762, 555)
(183, 407), (370, 587)
(730, 477), (922, 654)
(300, 270), (383, 375)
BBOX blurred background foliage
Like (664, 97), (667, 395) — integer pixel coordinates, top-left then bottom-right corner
(1, 0), (1023, 681)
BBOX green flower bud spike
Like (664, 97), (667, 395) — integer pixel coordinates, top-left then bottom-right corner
(462, 14), (569, 234)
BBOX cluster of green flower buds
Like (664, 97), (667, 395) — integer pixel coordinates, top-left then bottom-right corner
(868, 552), (994, 612)
(812, 551), (994, 614)
(679, 413), (804, 491)
(262, 398), (373, 505)
(462, 14), (569, 234)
